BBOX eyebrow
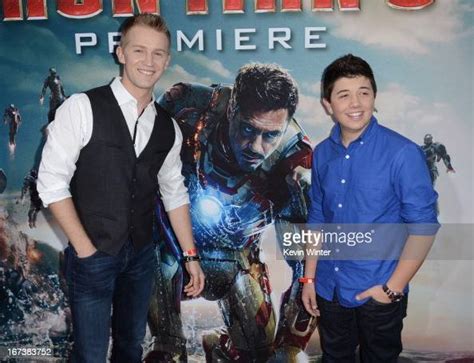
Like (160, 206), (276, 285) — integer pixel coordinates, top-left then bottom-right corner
(336, 86), (372, 95)
(241, 122), (256, 130)
(130, 45), (168, 52)
(241, 121), (283, 134)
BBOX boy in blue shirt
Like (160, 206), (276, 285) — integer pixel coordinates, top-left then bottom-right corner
(301, 54), (439, 362)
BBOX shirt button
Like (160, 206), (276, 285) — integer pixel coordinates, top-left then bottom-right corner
(338, 203), (343, 208)
(335, 267), (339, 272)
(341, 179), (346, 184)
(345, 154), (350, 159)
(360, 141), (364, 145)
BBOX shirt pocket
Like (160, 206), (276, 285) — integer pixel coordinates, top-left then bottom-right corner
(351, 177), (393, 216)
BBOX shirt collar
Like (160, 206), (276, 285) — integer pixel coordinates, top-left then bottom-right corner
(330, 116), (379, 145)
(110, 77), (156, 110)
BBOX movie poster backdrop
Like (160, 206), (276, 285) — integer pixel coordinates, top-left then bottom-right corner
(0, 1), (472, 361)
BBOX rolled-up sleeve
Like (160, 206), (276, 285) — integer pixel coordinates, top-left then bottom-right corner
(392, 143), (440, 235)
(157, 120), (190, 211)
(37, 94), (91, 207)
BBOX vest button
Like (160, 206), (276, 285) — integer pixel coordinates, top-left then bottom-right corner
(131, 194), (135, 199)
(131, 209), (135, 214)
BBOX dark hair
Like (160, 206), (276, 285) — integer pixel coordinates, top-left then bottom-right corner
(119, 13), (171, 47)
(230, 63), (298, 119)
(321, 54), (377, 101)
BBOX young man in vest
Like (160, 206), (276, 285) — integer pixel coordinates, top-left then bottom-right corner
(301, 54), (439, 362)
(38, 14), (205, 363)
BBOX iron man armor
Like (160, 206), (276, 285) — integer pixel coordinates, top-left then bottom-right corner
(421, 133), (455, 185)
(40, 68), (66, 123)
(146, 83), (316, 362)
(3, 104), (21, 147)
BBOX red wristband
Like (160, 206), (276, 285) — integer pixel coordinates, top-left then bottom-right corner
(298, 277), (315, 284)
(183, 248), (198, 257)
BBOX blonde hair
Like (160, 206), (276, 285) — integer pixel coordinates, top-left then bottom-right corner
(119, 13), (171, 47)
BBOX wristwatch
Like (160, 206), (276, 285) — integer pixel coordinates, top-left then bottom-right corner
(382, 284), (404, 303)
(183, 255), (201, 263)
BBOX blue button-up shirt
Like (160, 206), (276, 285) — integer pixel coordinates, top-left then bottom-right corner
(308, 117), (439, 307)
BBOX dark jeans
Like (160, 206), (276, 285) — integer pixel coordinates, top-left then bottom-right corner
(317, 293), (408, 363)
(64, 240), (156, 363)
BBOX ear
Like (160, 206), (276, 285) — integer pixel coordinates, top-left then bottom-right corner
(116, 46), (125, 65)
(322, 98), (333, 115)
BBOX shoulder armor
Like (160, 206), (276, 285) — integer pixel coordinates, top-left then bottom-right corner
(262, 118), (312, 174)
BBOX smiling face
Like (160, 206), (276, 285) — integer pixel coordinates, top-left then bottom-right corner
(323, 76), (375, 144)
(229, 108), (288, 172)
(116, 25), (170, 98)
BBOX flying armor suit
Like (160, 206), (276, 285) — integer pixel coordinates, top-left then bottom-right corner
(421, 134), (455, 185)
(3, 104), (21, 146)
(146, 83), (316, 363)
(21, 169), (42, 228)
(40, 68), (67, 123)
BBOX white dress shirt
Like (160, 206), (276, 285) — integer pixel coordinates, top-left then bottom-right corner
(37, 77), (189, 212)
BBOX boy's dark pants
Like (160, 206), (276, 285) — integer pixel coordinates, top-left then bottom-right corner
(317, 293), (408, 363)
